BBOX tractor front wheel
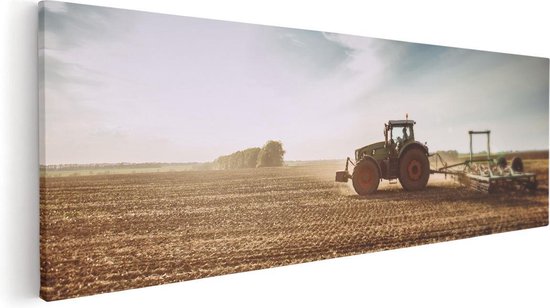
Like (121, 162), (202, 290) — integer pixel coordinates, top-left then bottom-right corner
(352, 158), (380, 195)
(398, 148), (430, 191)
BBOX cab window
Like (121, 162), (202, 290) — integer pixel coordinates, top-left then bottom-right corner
(391, 126), (410, 143)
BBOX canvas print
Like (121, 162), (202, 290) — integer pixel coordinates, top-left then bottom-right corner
(39, 1), (549, 301)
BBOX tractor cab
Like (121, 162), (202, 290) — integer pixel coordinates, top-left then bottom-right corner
(384, 120), (416, 154)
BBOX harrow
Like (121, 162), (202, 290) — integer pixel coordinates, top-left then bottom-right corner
(430, 130), (537, 193)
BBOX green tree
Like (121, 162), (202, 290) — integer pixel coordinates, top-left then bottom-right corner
(243, 147), (261, 168)
(214, 141), (285, 169)
(257, 140), (285, 167)
(214, 155), (230, 170)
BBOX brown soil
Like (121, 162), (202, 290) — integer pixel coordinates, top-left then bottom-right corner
(40, 160), (548, 300)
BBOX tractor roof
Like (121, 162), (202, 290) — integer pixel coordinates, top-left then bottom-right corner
(388, 119), (416, 127)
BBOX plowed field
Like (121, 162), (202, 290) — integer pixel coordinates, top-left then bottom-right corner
(40, 161), (548, 300)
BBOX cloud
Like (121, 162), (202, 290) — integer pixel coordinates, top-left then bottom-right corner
(341, 41), (549, 153)
(39, 2), (548, 164)
(39, 1), (136, 90)
(264, 28), (353, 77)
(40, 2), (134, 50)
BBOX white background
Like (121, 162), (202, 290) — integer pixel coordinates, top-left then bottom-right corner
(1, 0), (548, 307)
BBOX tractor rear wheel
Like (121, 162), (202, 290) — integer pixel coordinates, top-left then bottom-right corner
(398, 148), (430, 191)
(352, 158), (380, 195)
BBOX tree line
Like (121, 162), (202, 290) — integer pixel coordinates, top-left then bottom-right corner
(214, 140), (285, 170)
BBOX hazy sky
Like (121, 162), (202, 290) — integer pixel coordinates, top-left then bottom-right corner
(39, 2), (549, 165)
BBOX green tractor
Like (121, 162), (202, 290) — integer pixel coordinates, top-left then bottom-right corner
(335, 118), (430, 195)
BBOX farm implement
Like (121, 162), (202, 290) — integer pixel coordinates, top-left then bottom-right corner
(335, 117), (537, 195)
(430, 130), (537, 193)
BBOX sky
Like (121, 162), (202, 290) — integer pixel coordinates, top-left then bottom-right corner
(39, 2), (549, 165)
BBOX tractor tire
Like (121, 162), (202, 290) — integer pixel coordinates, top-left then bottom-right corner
(352, 158), (380, 195)
(398, 148), (430, 191)
(511, 157), (524, 172)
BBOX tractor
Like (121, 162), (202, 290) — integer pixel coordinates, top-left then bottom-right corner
(335, 117), (430, 195)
